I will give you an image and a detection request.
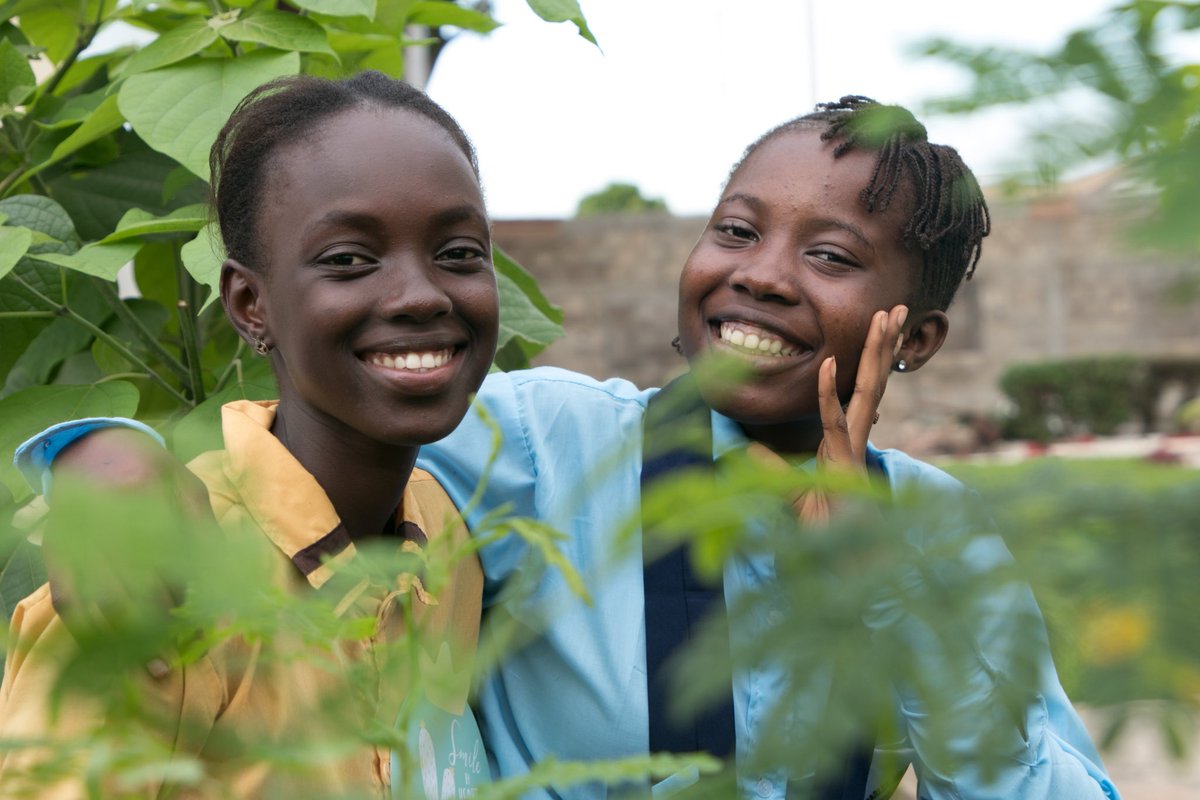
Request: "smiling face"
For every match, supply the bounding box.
[226,107,498,452]
[677,127,924,453]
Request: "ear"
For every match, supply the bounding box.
[220,259,270,350]
[894,309,948,373]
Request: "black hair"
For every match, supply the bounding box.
[731,95,991,312]
[210,70,480,268]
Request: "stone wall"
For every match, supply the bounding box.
[493,175,1200,453]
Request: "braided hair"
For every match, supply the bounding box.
[210,71,480,270]
[732,96,991,312]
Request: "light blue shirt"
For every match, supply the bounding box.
[15,366,1120,799]
[416,367,1120,800]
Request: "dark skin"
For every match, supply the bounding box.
[220,107,498,541]
[677,128,949,465]
[50,108,498,648]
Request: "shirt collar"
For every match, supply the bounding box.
[709,408,888,477]
[219,400,425,589]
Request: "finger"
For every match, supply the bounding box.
[817,356,855,468]
[843,310,889,449]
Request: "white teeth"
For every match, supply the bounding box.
[718,322,795,358]
[367,348,453,372]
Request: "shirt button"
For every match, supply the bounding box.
[755,777,774,798]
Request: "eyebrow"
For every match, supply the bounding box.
[718,192,874,251]
[310,205,488,234]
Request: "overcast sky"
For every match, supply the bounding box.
[426,0,1199,218]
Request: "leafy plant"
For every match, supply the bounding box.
[575,181,669,217]
[919,0,1200,253]
[999,357,1142,441]
[0,0,594,504]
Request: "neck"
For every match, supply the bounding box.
[271,403,418,541]
[739,416,824,458]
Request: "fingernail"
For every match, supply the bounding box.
[879,311,888,333]
[898,306,909,327]
[829,356,836,379]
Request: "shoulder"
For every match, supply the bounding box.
[480,366,654,410]
[868,444,966,496]
[404,467,458,517]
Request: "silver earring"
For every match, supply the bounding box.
[253,337,270,357]
[896,359,908,372]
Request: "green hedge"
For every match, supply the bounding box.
[1000,357,1142,441]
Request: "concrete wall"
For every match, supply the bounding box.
[493,176,1200,453]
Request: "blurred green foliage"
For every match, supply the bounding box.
[947,458,1200,759]
[1000,357,1141,440]
[575,182,669,217]
[920,0,1200,253]
[999,356,1200,440]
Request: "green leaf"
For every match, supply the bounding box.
[0,381,140,502]
[118,50,300,179]
[180,222,224,311]
[2,285,110,397]
[0,225,33,279]
[489,247,563,369]
[45,93,126,167]
[0,537,48,663]
[121,16,220,77]
[408,1,499,33]
[48,133,208,241]
[91,297,170,375]
[16,0,77,63]
[494,246,562,324]
[101,203,209,243]
[31,240,144,280]
[325,29,394,52]
[524,0,596,45]
[0,38,35,109]
[171,370,276,462]
[290,0,376,18]
[0,194,79,247]
[220,11,335,55]
[36,88,108,129]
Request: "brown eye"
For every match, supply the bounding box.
[714,222,758,241]
[323,253,369,266]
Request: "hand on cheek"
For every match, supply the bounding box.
[801,304,908,525]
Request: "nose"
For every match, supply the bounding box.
[378,258,453,322]
[728,249,801,304]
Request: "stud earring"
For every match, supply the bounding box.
[895,359,908,372]
[253,337,271,357]
[671,336,682,355]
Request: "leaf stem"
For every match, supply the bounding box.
[96,371,150,384]
[9,272,191,406]
[177,300,207,403]
[0,311,56,319]
[212,338,246,394]
[90,276,192,384]
[174,247,207,402]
